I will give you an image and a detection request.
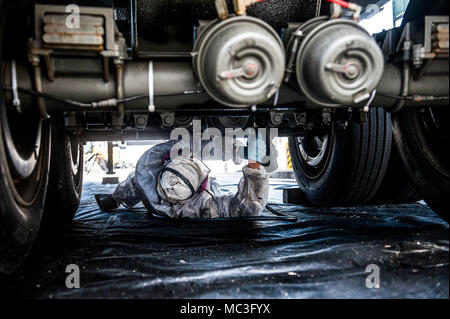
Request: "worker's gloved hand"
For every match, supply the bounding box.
[231,139,245,165]
[95,194,120,211]
[247,129,267,164]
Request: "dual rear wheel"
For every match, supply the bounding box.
[392,107,448,220]
[0,105,83,274]
[43,120,84,226]
[0,0,83,274]
[289,106,447,222]
[289,108,394,206]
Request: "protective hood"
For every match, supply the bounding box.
[157,156,210,204]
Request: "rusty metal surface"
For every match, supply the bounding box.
[35,5,124,54]
[433,22,449,52]
[42,13,105,50]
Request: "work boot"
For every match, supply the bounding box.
[95,194,120,211]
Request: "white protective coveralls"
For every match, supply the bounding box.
[112,140,270,219]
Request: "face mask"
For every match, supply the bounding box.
[157,156,210,203]
[159,170,194,203]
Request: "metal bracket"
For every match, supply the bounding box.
[160,113,175,128]
[27,41,50,120]
[133,114,148,131]
[215,0,229,20]
[362,90,376,112]
[284,30,304,83]
[321,108,332,123]
[114,58,124,122]
[233,0,260,16]
[412,16,449,68]
[293,112,307,126]
[28,40,55,81]
[270,112,283,126]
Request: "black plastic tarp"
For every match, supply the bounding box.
[1,180,448,299]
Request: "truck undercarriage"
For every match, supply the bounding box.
[0,0,448,274]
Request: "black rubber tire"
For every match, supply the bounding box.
[369,137,421,205]
[0,0,51,275]
[43,119,84,225]
[392,107,449,221]
[288,108,392,205]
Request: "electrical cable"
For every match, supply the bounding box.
[2,86,206,108]
[2,86,307,113]
[376,92,449,102]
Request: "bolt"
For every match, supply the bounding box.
[345,62,360,79]
[135,116,146,126]
[271,113,283,125]
[163,115,174,126]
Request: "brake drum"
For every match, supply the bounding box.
[193,16,285,108]
[295,19,384,107]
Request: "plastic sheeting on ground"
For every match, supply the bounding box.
[1,179,448,299]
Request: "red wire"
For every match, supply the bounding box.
[325,0,351,9]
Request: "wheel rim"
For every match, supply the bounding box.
[69,136,80,176]
[1,63,48,207]
[1,99,42,180]
[293,124,334,179]
[298,134,329,167]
